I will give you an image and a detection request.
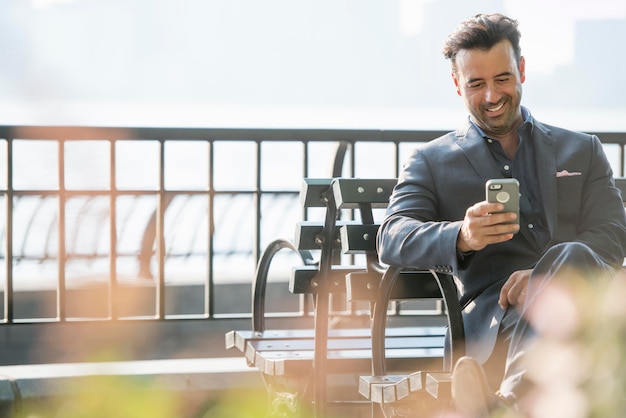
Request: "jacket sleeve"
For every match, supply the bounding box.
[570,135,626,268]
[377,148,465,275]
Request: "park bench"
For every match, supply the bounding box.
[225,177,465,417]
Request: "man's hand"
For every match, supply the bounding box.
[499,269,532,310]
[457,201,519,252]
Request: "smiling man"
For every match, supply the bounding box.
[377,13,626,417]
[451,37,524,161]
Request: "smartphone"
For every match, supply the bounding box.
[486,178,520,226]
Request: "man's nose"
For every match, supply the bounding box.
[484,84,502,103]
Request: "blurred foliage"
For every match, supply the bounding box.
[25,376,180,418]
[19,376,275,418]
[14,348,273,418]
[501,271,626,418]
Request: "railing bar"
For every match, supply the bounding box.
[394,140,401,178]
[57,140,66,321]
[301,140,310,316]
[0,125,448,142]
[254,141,261,263]
[6,310,313,324]
[303,139,310,180]
[206,140,214,318]
[1,125,622,145]
[109,139,118,319]
[303,139,310,223]
[156,139,166,319]
[4,138,14,323]
[349,140,356,178]
[8,189,275,196]
[619,144,626,177]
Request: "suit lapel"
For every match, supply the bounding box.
[454,122,502,182]
[533,124,558,236]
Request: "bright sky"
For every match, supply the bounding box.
[503,0,626,73]
[400,0,626,74]
[6,0,624,129]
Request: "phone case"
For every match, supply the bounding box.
[486,178,520,224]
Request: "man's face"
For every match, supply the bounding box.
[452,39,525,139]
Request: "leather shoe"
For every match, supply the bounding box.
[451,356,498,417]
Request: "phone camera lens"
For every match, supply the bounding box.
[496,191,510,203]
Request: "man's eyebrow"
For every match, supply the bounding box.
[466,71,514,84]
[466,77,484,85]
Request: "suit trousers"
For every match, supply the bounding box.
[483,241,617,399]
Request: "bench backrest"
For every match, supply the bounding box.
[329,178,464,374]
[296,178,455,302]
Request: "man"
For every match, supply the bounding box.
[377,13,626,416]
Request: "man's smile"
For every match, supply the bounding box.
[485,101,505,114]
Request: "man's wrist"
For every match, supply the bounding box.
[457,234,472,253]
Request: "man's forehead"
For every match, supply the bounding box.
[454,41,518,78]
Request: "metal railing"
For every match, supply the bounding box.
[0,125,625,324]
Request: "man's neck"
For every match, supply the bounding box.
[476,111,525,159]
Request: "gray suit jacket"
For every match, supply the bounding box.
[377,115,626,363]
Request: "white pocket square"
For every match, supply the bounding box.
[556,170,582,178]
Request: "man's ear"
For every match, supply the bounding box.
[452,72,462,96]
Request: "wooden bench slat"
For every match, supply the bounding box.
[290,265,366,294]
[227,326,446,349]
[347,270,444,301]
[247,335,444,352]
[300,178,333,208]
[254,347,443,360]
[359,371,424,403]
[254,349,444,377]
[295,221,339,250]
[332,178,397,208]
[296,220,369,250]
[425,372,452,400]
[340,224,379,253]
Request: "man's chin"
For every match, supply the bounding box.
[481,116,517,135]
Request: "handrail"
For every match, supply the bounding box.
[0,125,624,323]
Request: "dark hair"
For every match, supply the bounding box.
[442,13,522,70]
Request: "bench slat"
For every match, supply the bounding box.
[296,221,360,250]
[300,178,333,208]
[347,270,444,301]
[425,371,452,400]
[359,371,424,403]
[247,335,444,352]
[340,224,379,253]
[227,326,446,349]
[255,348,443,362]
[289,265,365,294]
[227,326,446,350]
[332,178,397,209]
[254,349,444,377]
